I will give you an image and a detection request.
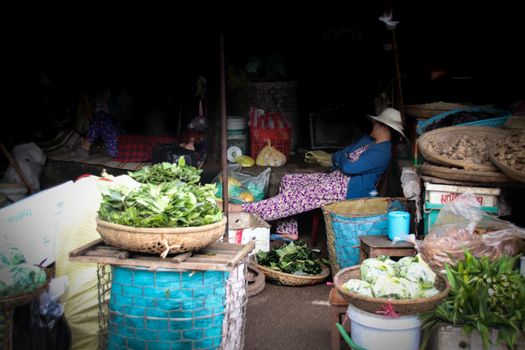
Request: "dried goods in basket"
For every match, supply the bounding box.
[333,265,449,315]
[489,132,525,183]
[256,263,330,286]
[96,216,226,257]
[417,126,511,172]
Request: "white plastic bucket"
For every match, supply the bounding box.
[347,304,422,350]
[227,116,249,154]
[0,183,28,202]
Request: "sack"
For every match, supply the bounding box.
[256,140,286,167]
[420,193,525,272]
[249,107,291,160]
[214,164,271,204]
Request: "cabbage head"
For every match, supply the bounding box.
[373,275,422,299]
[396,254,436,288]
[420,287,440,298]
[343,279,374,297]
[360,256,396,284]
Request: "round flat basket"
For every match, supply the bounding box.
[418,163,513,183]
[0,269,52,311]
[96,216,227,255]
[256,264,330,287]
[333,266,450,315]
[405,102,466,120]
[489,146,525,183]
[417,126,511,172]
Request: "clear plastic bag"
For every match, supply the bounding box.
[420,193,525,272]
[213,164,271,204]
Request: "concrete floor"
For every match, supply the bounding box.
[243,216,346,350]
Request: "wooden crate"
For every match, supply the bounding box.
[69,238,255,272]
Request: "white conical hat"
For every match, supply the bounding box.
[368,108,407,139]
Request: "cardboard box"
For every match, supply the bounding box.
[424,182,500,207]
[228,212,270,253]
[0,181,73,266]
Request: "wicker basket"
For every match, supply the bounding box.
[405,102,466,120]
[417,126,511,172]
[418,163,512,183]
[256,264,330,286]
[489,146,525,183]
[96,216,227,255]
[0,269,51,311]
[333,265,450,315]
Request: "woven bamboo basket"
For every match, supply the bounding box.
[417,126,511,171]
[256,264,330,286]
[489,145,525,183]
[333,265,450,315]
[405,102,466,119]
[418,163,512,183]
[96,216,227,255]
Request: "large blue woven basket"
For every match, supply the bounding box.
[108,266,229,350]
[416,107,511,135]
[322,197,406,275]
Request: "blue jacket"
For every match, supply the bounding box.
[331,135,392,199]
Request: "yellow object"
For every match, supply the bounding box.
[220,176,242,187]
[238,191,255,202]
[256,140,286,167]
[235,155,255,167]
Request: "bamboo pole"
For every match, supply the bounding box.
[219,26,229,241]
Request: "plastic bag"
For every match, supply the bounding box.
[2,142,46,191]
[214,164,271,204]
[420,193,525,272]
[304,150,332,167]
[255,140,286,167]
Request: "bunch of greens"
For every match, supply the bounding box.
[98,160,222,228]
[0,247,47,297]
[256,241,329,275]
[130,159,202,185]
[420,250,525,350]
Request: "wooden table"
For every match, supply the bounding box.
[359,235,416,262]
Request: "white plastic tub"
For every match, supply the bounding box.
[347,304,422,350]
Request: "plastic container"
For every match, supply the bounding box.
[227,116,249,155]
[424,182,500,207]
[347,304,422,350]
[388,211,410,241]
[423,202,499,235]
[0,183,28,202]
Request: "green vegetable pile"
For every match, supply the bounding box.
[420,250,525,349]
[98,159,222,228]
[256,241,329,275]
[0,247,47,297]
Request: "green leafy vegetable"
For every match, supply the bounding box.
[420,250,525,350]
[256,241,329,275]
[98,161,222,228]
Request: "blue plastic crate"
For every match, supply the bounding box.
[416,107,511,135]
[423,202,499,235]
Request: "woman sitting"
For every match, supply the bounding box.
[229,108,406,240]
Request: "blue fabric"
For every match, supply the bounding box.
[332,135,392,199]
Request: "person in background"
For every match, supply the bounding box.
[229,108,406,240]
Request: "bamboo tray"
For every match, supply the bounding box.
[333,265,449,315]
[405,102,466,120]
[256,264,330,287]
[418,163,513,183]
[489,146,525,183]
[417,126,511,172]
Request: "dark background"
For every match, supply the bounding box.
[3,1,524,149]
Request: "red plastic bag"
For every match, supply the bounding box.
[249,107,291,160]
